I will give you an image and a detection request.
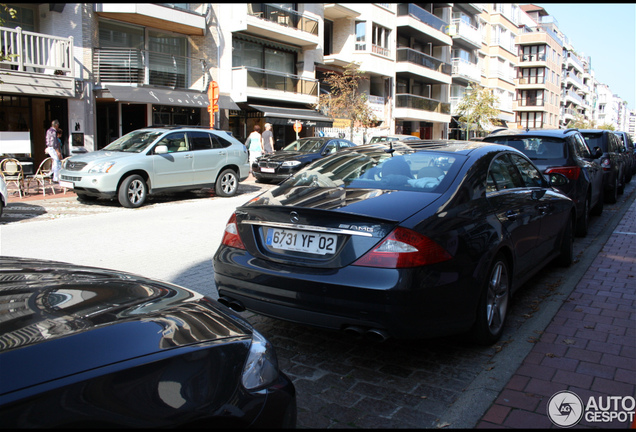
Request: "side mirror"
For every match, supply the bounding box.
[593,147,603,159]
[548,173,569,187]
[155,145,168,155]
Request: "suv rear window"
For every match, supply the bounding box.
[485,137,566,160]
[582,133,607,152]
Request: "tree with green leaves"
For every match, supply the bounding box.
[455,84,500,139]
[315,62,377,142]
[567,113,596,129]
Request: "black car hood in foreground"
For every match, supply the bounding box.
[0,257,250,396]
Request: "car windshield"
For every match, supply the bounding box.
[103,130,163,153]
[486,137,566,160]
[283,138,326,153]
[276,145,465,193]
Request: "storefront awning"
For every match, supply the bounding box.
[104,85,210,108]
[248,104,333,128]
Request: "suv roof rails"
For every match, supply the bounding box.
[490,128,509,134]
[563,128,579,134]
[149,124,221,130]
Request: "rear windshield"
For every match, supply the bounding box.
[485,137,566,160]
[582,133,606,151]
[277,146,466,194]
[283,138,326,153]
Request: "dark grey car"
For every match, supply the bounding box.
[580,129,627,204]
[614,131,635,179]
[483,128,603,237]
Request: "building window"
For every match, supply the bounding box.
[520,67,545,84]
[232,37,296,75]
[0,5,35,31]
[324,19,333,56]
[355,21,366,51]
[371,23,390,57]
[518,112,543,128]
[519,90,544,107]
[521,45,546,62]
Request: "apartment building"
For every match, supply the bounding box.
[514,4,562,129]
[477,4,518,132]
[448,3,483,139]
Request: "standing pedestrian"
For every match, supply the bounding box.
[45,119,62,182]
[262,123,274,154]
[246,124,263,170]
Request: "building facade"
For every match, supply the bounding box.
[1,2,632,168]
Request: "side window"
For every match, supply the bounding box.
[325,141,337,154]
[487,154,525,192]
[509,154,544,187]
[210,134,233,149]
[338,140,353,149]
[189,132,212,151]
[573,134,591,159]
[155,132,187,153]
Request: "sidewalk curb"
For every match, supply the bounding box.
[438,188,636,429]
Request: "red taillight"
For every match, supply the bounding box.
[545,166,581,180]
[353,227,452,268]
[221,213,246,250]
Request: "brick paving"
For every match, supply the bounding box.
[476,198,636,429]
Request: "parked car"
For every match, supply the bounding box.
[0,256,296,428]
[59,127,250,208]
[252,137,357,184]
[214,140,575,345]
[483,128,604,237]
[0,175,7,218]
[368,134,419,144]
[579,129,627,204]
[614,131,636,179]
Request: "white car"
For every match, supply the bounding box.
[60,127,250,208]
[0,175,7,218]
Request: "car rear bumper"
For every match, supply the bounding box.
[213,246,477,340]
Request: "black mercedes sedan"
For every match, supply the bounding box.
[252,137,357,183]
[214,141,575,345]
[0,257,296,428]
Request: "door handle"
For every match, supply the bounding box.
[506,210,519,221]
[536,204,549,214]
[184,154,193,159]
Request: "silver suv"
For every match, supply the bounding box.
[59,127,249,208]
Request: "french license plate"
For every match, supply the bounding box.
[59,180,74,189]
[266,228,337,255]
[261,167,275,173]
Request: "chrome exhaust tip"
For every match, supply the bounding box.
[218,296,246,312]
[365,328,389,342]
[343,326,365,338]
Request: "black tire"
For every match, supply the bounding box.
[605,177,618,204]
[470,254,510,345]
[591,188,603,216]
[575,197,589,237]
[556,215,574,267]
[118,174,147,208]
[215,169,239,197]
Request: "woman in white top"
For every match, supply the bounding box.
[246,125,263,170]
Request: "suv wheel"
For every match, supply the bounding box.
[118,174,147,208]
[605,177,618,204]
[215,169,238,197]
[575,197,589,237]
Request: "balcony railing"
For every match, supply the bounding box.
[517,99,545,107]
[93,47,207,90]
[449,18,481,46]
[0,26,73,76]
[371,44,391,58]
[237,66,318,97]
[451,58,481,82]
[397,48,451,75]
[248,3,319,36]
[396,94,450,115]
[518,76,545,85]
[397,4,447,33]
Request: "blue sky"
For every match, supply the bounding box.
[534,3,636,109]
